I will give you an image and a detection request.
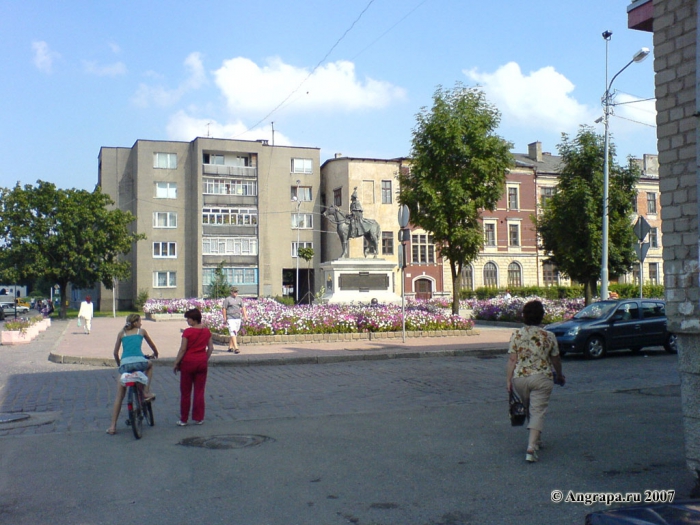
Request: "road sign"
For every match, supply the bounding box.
[633,216,651,241]
[398,205,410,228]
[635,242,650,262]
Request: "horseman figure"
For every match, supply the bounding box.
[322,188,381,259]
[348,187,369,238]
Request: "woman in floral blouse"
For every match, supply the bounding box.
[506,300,565,463]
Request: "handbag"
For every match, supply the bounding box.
[509,390,527,426]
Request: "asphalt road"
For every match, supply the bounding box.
[0,325,693,525]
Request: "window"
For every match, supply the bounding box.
[155,182,177,199]
[541,187,555,208]
[484,223,496,247]
[153,242,176,258]
[203,267,258,286]
[381,231,394,255]
[291,213,313,229]
[507,187,519,210]
[483,262,498,287]
[381,180,392,204]
[648,263,659,285]
[649,227,659,248]
[333,188,342,207]
[632,191,638,213]
[203,178,257,196]
[642,300,663,318]
[203,153,224,165]
[153,152,177,169]
[292,242,313,257]
[411,234,435,264]
[291,158,312,174]
[202,237,258,256]
[543,263,558,287]
[153,271,176,288]
[632,263,640,285]
[461,265,473,291]
[202,207,258,225]
[153,212,177,228]
[509,224,520,247]
[647,192,657,214]
[508,262,522,287]
[291,186,312,201]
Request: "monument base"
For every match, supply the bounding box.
[321,259,400,304]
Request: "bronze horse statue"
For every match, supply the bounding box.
[323,205,381,258]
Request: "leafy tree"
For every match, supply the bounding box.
[536,127,639,305]
[0,181,144,318]
[399,83,514,314]
[208,262,230,299]
[297,246,314,304]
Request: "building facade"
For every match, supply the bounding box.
[98,137,320,310]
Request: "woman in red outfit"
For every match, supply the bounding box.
[173,308,214,426]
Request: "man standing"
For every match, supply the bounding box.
[222,287,248,353]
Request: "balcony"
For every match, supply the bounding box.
[203,164,257,178]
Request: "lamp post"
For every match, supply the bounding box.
[294,179,301,303]
[600,30,649,300]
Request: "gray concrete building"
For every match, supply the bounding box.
[98,137,320,309]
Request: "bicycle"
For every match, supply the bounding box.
[121,357,155,439]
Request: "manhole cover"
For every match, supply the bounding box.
[179,434,274,449]
[0,413,30,424]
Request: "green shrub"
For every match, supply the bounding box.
[134,289,149,311]
[274,295,295,306]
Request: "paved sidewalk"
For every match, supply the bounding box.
[47,316,513,366]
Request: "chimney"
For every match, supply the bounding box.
[528,141,543,162]
[334,153,343,159]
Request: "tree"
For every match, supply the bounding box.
[399,84,514,314]
[536,127,639,305]
[208,262,230,299]
[297,246,314,304]
[0,181,144,318]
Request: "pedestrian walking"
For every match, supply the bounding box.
[173,308,213,426]
[78,295,94,334]
[221,286,248,353]
[505,300,565,462]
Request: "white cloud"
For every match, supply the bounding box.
[132,52,207,107]
[614,93,657,127]
[166,110,292,145]
[83,60,127,77]
[108,42,121,54]
[213,56,406,114]
[464,62,596,132]
[32,41,60,74]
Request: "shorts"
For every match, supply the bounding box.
[119,360,149,374]
[227,318,242,336]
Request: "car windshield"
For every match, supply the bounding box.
[573,302,617,320]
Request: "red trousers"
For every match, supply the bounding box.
[179,359,208,423]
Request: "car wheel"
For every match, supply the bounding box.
[584,336,606,359]
[664,333,678,354]
[630,347,642,355]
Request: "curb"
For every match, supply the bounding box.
[48,345,509,368]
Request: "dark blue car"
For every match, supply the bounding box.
[545,299,677,359]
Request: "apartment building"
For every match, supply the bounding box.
[98,137,320,310]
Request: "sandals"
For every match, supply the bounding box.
[106,428,116,435]
[526,448,538,463]
[144,393,156,402]
[176,420,187,426]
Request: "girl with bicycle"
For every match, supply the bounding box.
[107,314,159,435]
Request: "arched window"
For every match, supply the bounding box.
[483,262,498,287]
[461,265,473,291]
[508,262,522,288]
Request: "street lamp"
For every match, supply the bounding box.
[600,30,649,300]
[293,179,301,303]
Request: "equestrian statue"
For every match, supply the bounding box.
[323,188,381,258]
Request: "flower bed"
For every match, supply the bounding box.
[1,315,49,345]
[145,298,474,336]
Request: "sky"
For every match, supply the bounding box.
[0,1,655,191]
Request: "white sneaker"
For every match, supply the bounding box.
[526,449,538,463]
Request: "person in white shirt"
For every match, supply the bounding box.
[78,295,94,335]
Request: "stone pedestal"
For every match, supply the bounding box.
[321,259,400,304]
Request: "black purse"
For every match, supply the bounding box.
[509,390,527,426]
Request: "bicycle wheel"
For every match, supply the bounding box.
[128,386,143,439]
[144,399,155,427]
